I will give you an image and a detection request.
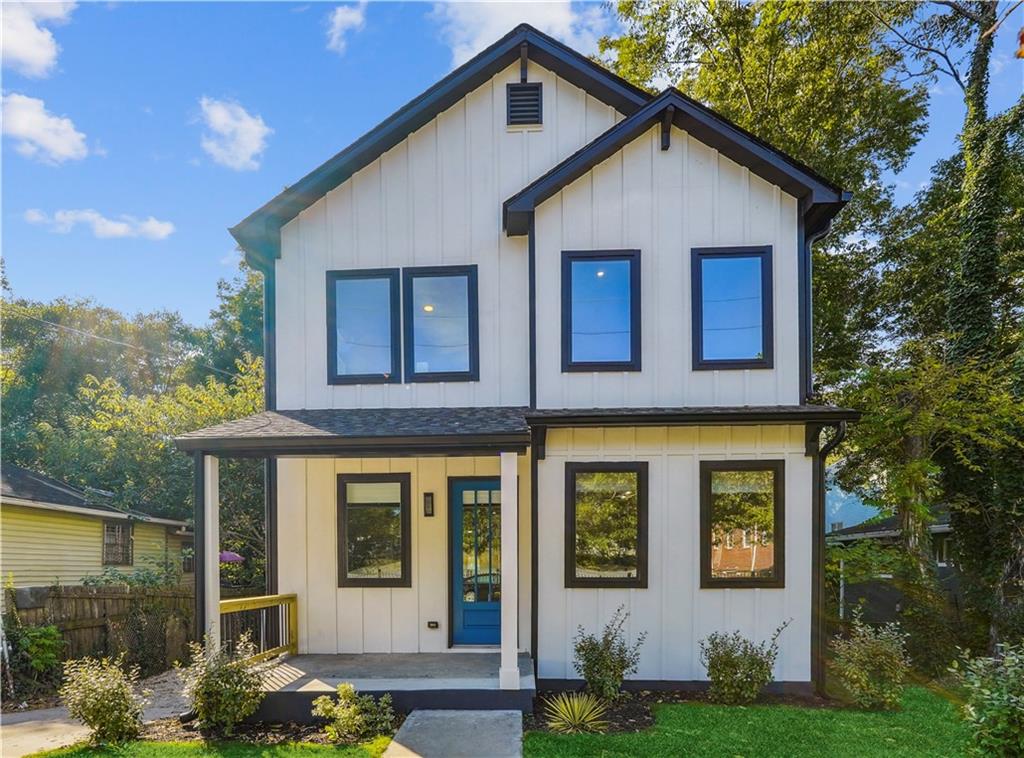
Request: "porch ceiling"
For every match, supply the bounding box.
[174,404,858,457]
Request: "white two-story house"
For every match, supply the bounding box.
[178,24,856,715]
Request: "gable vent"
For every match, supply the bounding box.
[507,82,543,126]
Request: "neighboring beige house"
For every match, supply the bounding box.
[0,463,193,588]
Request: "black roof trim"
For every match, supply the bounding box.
[230,24,651,271]
[526,405,860,427]
[504,88,850,237]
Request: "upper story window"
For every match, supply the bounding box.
[562,250,641,372]
[691,246,773,370]
[403,266,479,382]
[700,460,785,588]
[327,269,401,385]
[103,521,133,566]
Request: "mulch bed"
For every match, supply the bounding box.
[142,713,405,745]
[525,689,837,734]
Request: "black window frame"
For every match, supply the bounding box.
[402,265,480,383]
[326,268,402,385]
[337,473,412,588]
[564,461,649,589]
[691,246,774,370]
[699,459,785,589]
[181,540,195,574]
[561,250,642,372]
[102,520,133,566]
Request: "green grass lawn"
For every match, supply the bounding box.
[35,736,391,758]
[524,686,969,758]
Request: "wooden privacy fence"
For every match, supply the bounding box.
[220,593,297,662]
[7,585,195,669]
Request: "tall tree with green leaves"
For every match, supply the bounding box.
[600,0,929,388]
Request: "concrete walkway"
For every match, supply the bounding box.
[383,710,522,758]
[0,669,187,758]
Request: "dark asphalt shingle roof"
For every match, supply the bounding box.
[829,504,950,538]
[176,404,858,453]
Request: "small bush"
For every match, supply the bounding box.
[699,620,790,704]
[177,633,264,735]
[951,643,1024,756]
[573,606,647,701]
[59,655,144,744]
[543,691,608,734]
[311,683,395,743]
[831,609,909,710]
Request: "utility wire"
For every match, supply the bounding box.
[2,301,243,380]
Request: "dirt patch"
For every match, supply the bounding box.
[1,693,62,713]
[142,713,405,746]
[526,689,839,734]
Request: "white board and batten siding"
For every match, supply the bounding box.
[276,455,531,655]
[536,425,812,683]
[274,61,624,411]
[534,124,801,409]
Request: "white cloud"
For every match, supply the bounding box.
[2,93,88,164]
[25,208,175,240]
[197,96,272,171]
[326,2,367,55]
[2,2,76,78]
[431,1,613,68]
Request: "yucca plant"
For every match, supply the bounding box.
[543,691,609,734]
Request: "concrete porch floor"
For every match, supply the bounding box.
[255,652,536,720]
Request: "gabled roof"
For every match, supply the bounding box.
[503,88,850,237]
[1,463,188,527]
[230,24,651,271]
[828,505,951,542]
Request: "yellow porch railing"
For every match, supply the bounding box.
[219,593,298,662]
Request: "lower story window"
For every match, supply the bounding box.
[103,521,133,566]
[337,474,411,587]
[565,462,648,588]
[700,460,785,588]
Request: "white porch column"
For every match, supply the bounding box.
[499,451,520,690]
[203,455,221,648]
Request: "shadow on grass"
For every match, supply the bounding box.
[36,735,391,758]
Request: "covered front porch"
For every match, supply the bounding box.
[175,407,536,714]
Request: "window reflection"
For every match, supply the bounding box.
[345,482,403,580]
[700,255,763,361]
[411,274,470,374]
[573,471,639,580]
[335,276,395,377]
[461,489,500,602]
[709,469,776,579]
[570,258,633,364]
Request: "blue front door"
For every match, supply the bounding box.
[451,478,501,645]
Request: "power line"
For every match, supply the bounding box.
[2,301,243,380]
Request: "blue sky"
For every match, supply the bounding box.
[3,1,1022,326]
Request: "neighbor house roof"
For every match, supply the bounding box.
[828,505,951,542]
[503,88,850,237]
[1,463,189,528]
[230,23,651,270]
[175,405,858,456]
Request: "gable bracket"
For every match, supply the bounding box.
[661,105,675,150]
[520,42,529,82]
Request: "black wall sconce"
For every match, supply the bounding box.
[423,492,434,517]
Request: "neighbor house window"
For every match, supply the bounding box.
[327,269,401,384]
[181,541,194,574]
[691,246,773,369]
[338,474,411,587]
[103,521,133,566]
[562,250,641,372]
[565,462,648,588]
[403,266,479,382]
[700,460,784,588]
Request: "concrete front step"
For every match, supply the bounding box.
[383,709,522,758]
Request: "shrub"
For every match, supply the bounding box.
[951,643,1024,756]
[59,655,144,744]
[699,620,790,704]
[311,683,395,743]
[177,633,264,735]
[573,606,647,701]
[831,609,909,710]
[543,691,609,734]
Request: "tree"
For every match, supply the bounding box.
[195,263,263,380]
[600,0,929,387]
[883,0,1024,641]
